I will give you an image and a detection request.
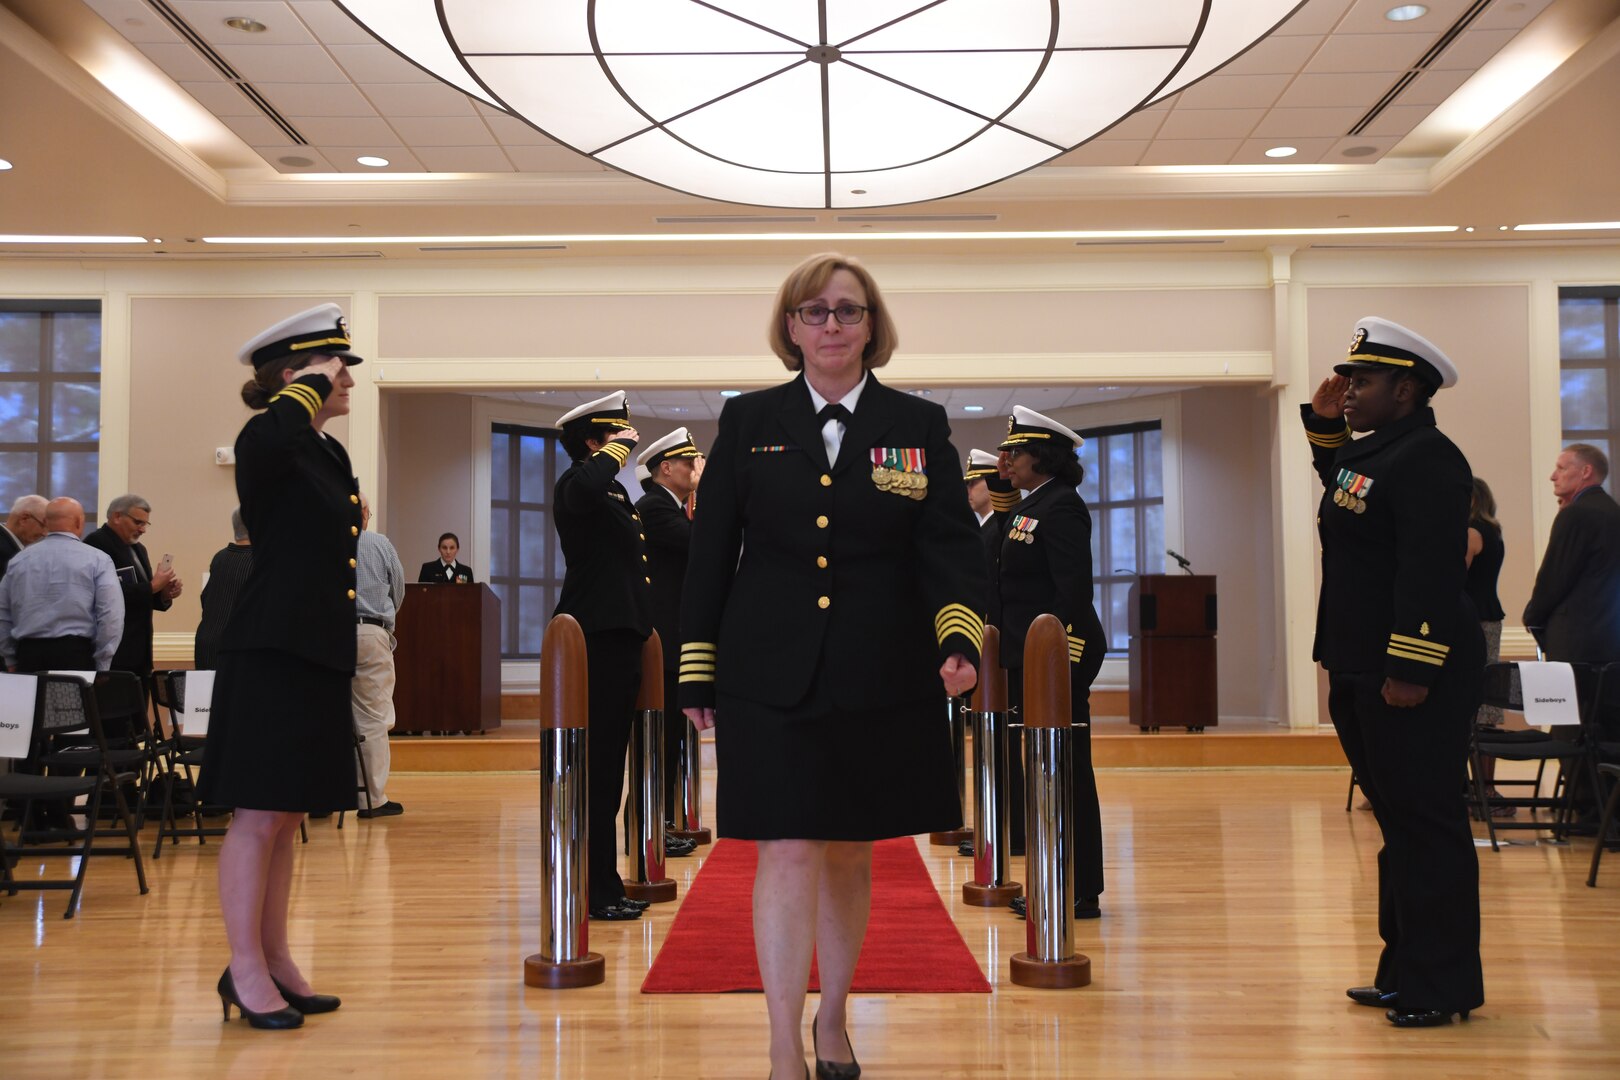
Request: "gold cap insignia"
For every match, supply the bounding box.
[1419,621,1430,636]
[1349,327,1368,354]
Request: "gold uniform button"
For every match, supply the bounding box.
[820,474,832,487]
[816,515,828,529]
[350,526,359,536]
[347,589,356,600]
[816,556,828,569]
[818,596,830,609]
[632,514,641,521]
[645,576,652,584]
[349,494,359,504]
[642,555,648,562]
[349,558,357,568]
[639,533,646,540]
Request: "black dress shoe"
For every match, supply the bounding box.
[618,897,651,912]
[588,901,643,921]
[956,840,974,857]
[665,835,697,857]
[356,801,404,819]
[1346,986,1399,1008]
[813,1013,861,1080]
[1076,896,1101,920]
[1009,896,1026,918]
[217,969,303,1030]
[1386,1007,1469,1027]
[271,977,341,1014]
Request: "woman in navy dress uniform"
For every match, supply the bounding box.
[198,303,362,1029]
[680,253,985,1080]
[1302,316,1484,1028]
[994,408,1107,919]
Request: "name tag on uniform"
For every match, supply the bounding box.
[749,445,799,453]
[607,491,627,502]
[1009,514,1039,544]
[871,447,927,501]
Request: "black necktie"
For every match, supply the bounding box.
[816,403,851,426]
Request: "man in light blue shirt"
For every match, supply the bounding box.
[0,497,125,672]
[351,493,407,819]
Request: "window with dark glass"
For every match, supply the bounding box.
[1075,420,1165,653]
[1559,286,1620,486]
[0,301,101,524]
[489,423,569,659]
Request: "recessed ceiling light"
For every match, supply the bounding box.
[1498,225,1509,231]
[962,405,985,413]
[355,156,390,168]
[1340,145,1379,158]
[719,389,741,398]
[1384,5,1428,21]
[1264,146,1297,158]
[224,17,268,33]
[0,158,12,170]
[1514,221,1620,232]
[278,155,315,168]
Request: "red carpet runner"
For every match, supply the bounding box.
[641,837,991,993]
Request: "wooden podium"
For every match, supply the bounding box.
[394,582,502,734]
[1128,574,1217,732]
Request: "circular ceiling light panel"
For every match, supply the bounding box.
[337,1,1306,208]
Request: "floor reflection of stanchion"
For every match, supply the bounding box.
[525,614,604,988]
[1010,614,1090,989]
[668,692,711,845]
[930,694,974,846]
[964,625,1022,907]
[625,631,677,903]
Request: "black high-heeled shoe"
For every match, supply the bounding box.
[271,976,341,1014]
[218,969,303,1029]
[812,1014,861,1080]
[1386,1007,1470,1028]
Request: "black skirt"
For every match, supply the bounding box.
[714,680,960,841]
[196,649,358,814]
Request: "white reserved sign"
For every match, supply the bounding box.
[184,671,216,737]
[0,673,39,760]
[1516,661,1581,729]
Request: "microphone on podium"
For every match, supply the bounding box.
[1167,549,1193,574]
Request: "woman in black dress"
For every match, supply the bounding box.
[1464,477,1510,808]
[996,408,1107,918]
[680,253,985,1080]
[198,304,363,1029]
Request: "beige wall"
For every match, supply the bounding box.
[381,392,473,570]
[126,296,350,640]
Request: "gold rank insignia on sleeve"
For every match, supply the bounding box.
[934,603,984,652]
[1388,633,1448,667]
[1306,424,1351,449]
[598,440,632,466]
[270,382,322,420]
[678,642,717,684]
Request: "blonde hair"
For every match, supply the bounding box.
[766,252,898,370]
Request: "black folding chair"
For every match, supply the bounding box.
[336,730,374,829]
[0,673,150,918]
[1587,762,1620,887]
[1471,661,1610,852]
[149,671,228,858]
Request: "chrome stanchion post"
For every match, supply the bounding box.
[1010,614,1090,989]
[963,625,1022,907]
[930,694,974,846]
[525,615,604,989]
[669,709,711,844]
[624,632,677,903]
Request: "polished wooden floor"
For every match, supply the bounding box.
[2,766,1617,1078]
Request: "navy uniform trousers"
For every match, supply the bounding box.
[585,629,643,908]
[1328,657,1484,1014]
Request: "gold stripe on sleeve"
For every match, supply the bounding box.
[1389,633,1448,656]
[1387,646,1445,667]
[270,385,319,420]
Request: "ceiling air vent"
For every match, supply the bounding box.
[1347,0,1495,137]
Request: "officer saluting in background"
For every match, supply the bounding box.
[958,449,1017,858]
[552,391,653,921]
[635,427,703,858]
[1302,317,1485,1029]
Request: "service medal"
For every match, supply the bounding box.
[1334,489,1347,506]
[1353,499,1367,514]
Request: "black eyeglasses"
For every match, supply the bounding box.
[793,303,870,326]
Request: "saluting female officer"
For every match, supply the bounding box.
[995,408,1107,920]
[199,303,363,1029]
[680,252,985,1080]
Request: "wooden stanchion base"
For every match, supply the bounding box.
[962,881,1022,906]
[624,878,678,902]
[669,827,712,844]
[929,828,973,845]
[524,952,605,989]
[1009,952,1091,989]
